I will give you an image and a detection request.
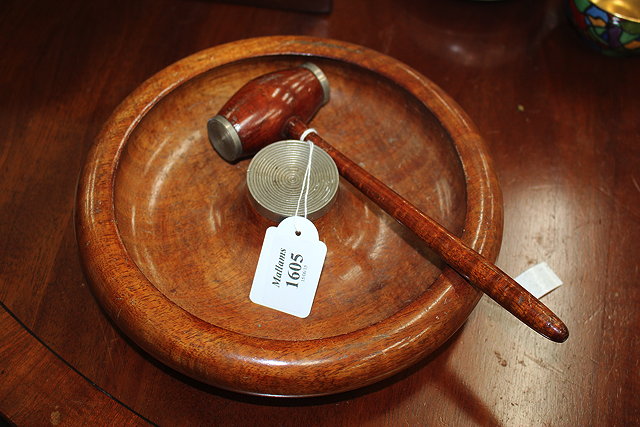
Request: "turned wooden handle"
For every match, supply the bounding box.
[208,63,568,343]
[288,117,569,343]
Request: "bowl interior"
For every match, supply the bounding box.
[113,58,467,341]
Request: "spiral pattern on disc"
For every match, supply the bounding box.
[247,140,339,222]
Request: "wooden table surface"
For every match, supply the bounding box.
[1,0,638,425]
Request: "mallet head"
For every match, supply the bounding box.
[208,63,330,162]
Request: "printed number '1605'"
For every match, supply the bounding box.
[286,253,303,287]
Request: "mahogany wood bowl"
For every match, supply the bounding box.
[76,36,503,397]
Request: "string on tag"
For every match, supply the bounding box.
[294,128,317,234]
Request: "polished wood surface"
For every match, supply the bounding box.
[214,64,327,158]
[77,38,502,396]
[1,0,638,424]
[212,61,565,342]
[289,117,566,342]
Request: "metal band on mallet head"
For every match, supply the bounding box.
[247,140,339,222]
[207,62,330,162]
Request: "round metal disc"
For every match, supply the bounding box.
[247,140,339,222]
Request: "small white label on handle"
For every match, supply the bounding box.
[250,216,327,318]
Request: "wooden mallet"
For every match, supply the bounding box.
[207,63,569,343]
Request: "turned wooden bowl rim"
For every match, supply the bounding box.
[76,35,503,397]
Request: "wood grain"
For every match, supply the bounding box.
[213,64,327,158]
[1,0,638,424]
[0,306,147,425]
[210,62,565,341]
[77,37,503,396]
[288,118,567,342]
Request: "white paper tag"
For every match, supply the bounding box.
[250,216,327,318]
[515,262,563,299]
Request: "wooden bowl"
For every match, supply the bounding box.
[76,36,503,397]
